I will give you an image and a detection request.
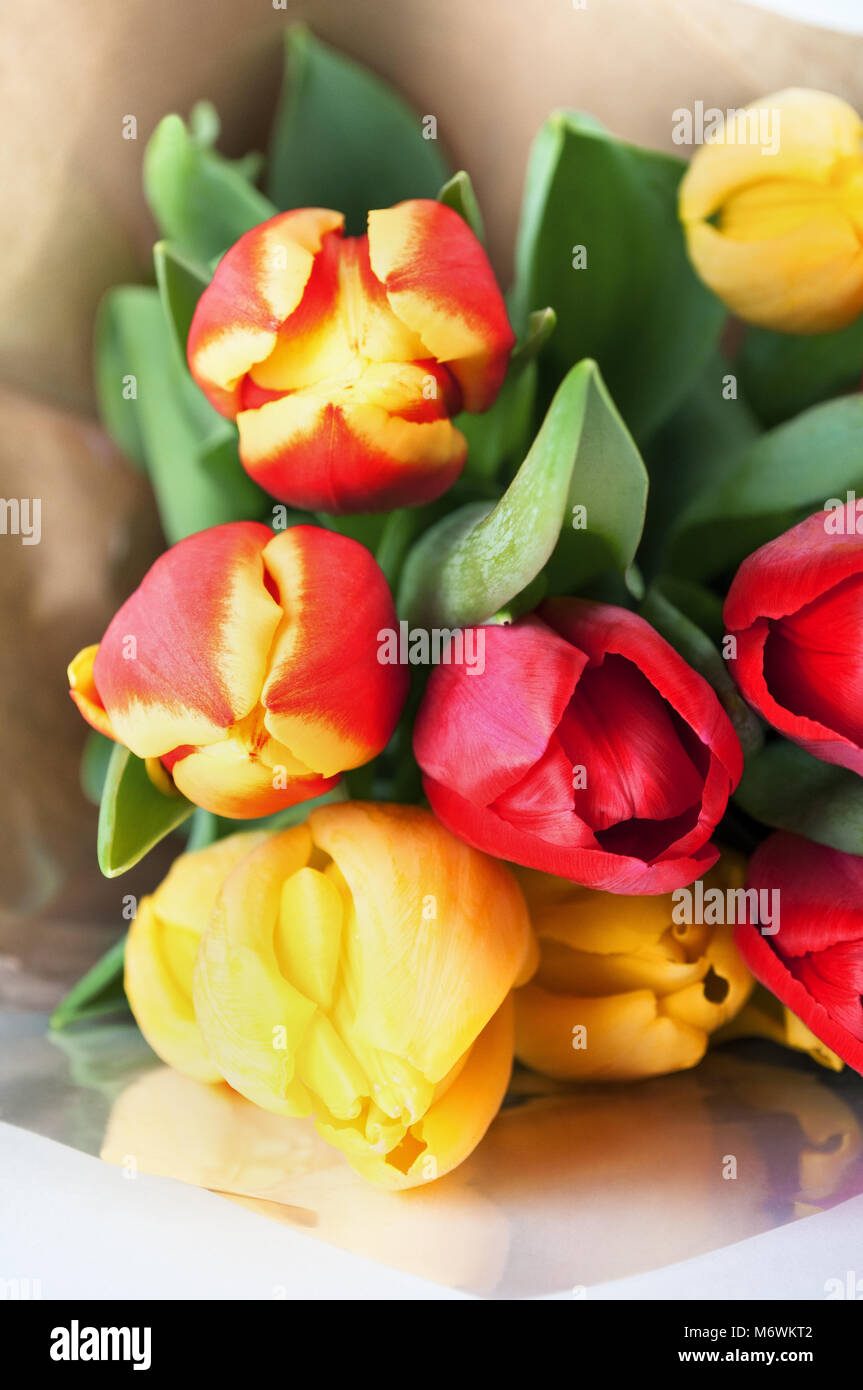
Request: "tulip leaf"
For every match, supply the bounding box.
[510,307,558,370]
[94,286,270,541]
[267,26,449,234]
[457,359,540,486]
[153,240,211,363]
[399,358,648,628]
[735,740,863,858]
[80,730,115,806]
[667,394,863,581]
[512,111,725,444]
[49,937,130,1032]
[98,744,193,878]
[145,105,276,264]
[640,577,763,758]
[737,316,863,428]
[640,353,761,576]
[438,170,485,241]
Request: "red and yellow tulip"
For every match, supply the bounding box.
[68,522,407,818]
[187,201,515,513]
[123,803,535,1188]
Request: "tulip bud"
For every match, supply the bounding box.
[679,89,863,333]
[126,803,532,1188]
[68,522,407,818]
[125,831,267,1082]
[513,854,753,1081]
[724,510,863,776]
[414,602,743,894]
[187,202,515,513]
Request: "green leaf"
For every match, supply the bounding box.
[98,744,193,878]
[94,286,270,540]
[80,731,116,806]
[640,354,761,576]
[153,240,211,363]
[737,316,863,428]
[640,578,763,758]
[457,358,540,486]
[398,359,648,628]
[267,26,449,233]
[735,740,863,857]
[667,394,863,581]
[510,307,558,371]
[438,170,484,241]
[512,111,725,443]
[145,105,275,263]
[49,937,130,1031]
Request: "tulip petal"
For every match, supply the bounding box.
[423,775,719,894]
[368,199,515,411]
[414,618,583,806]
[735,832,863,1074]
[68,644,117,741]
[260,526,407,776]
[125,897,222,1084]
[308,801,531,1081]
[515,984,707,1081]
[92,522,281,759]
[335,999,515,1191]
[188,209,345,415]
[169,737,338,819]
[237,372,466,512]
[193,825,321,1116]
[679,89,863,223]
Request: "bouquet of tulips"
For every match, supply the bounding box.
[57,30,863,1190]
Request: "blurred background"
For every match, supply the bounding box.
[2,0,863,1009]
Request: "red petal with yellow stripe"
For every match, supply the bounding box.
[91,522,280,760]
[261,525,408,777]
[368,199,515,412]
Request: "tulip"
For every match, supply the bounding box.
[714,985,843,1072]
[68,522,407,818]
[413,601,743,894]
[679,88,863,333]
[512,853,753,1081]
[187,202,514,513]
[125,831,267,1082]
[192,803,534,1188]
[724,510,863,775]
[734,831,863,1075]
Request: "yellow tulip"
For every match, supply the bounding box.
[186,802,532,1189]
[513,854,753,1082]
[125,831,269,1083]
[713,985,843,1073]
[679,89,863,332]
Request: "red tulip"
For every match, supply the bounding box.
[735,831,863,1074]
[68,522,407,818]
[724,510,863,775]
[187,202,514,513]
[413,600,743,893]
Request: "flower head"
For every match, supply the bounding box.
[188,202,514,512]
[68,522,407,817]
